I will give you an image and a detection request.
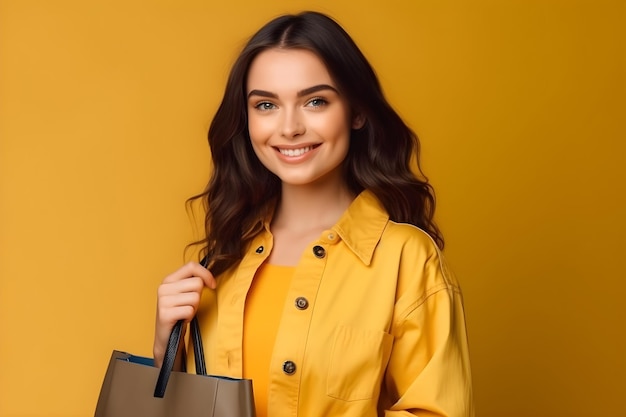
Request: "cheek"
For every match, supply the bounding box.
[247,117,271,163]
[247,114,260,143]
[321,110,352,142]
[247,114,273,146]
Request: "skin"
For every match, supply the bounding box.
[247,48,364,265]
[153,47,363,367]
[246,48,357,189]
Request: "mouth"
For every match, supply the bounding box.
[276,144,319,157]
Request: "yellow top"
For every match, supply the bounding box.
[242,263,294,417]
[190,190,473,416]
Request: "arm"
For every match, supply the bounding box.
[382,251,473,416]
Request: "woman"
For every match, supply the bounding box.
[154,11,473,417]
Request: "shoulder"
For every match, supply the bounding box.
[380,220,460,300]
[384,220,439,250]
[381,221,443,271]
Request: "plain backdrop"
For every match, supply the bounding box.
[0,1,624,416]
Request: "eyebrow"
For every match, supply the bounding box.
[247,84,339,99]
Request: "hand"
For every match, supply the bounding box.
[153,262,216,367]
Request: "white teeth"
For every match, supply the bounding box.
[279,146,312,157]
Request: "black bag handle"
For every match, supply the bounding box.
[192,255,209,375]
[153,317,207,398]
[191,316,207,375]
[153,257,210,398]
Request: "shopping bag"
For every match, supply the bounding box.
[94,317,255,417]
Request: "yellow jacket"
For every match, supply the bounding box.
[189,190,474,417]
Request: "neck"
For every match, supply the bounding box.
[273,179,355,234]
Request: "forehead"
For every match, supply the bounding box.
[246,48,335,94]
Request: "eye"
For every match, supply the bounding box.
[254,101,277,111]
[306,97,328,108]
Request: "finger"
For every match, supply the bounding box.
[204,269,217,289]
[158,292,201,311]
[157,305,196,325]
[162,262,208,283]
[158,277,205,298]
[163,262,215,288]
[192,262,217,289]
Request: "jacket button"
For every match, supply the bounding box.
[255,246,264,254]
[282,360,296,375]
[295,297,309,310]
[312,245,326,258]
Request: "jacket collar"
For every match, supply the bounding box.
[332,190,389,266]
[260,190,389,266]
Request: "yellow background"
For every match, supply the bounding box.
[1,1,624,416]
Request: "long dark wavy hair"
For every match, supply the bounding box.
[189,11,443,276]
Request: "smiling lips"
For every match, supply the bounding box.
[277,145,318,157]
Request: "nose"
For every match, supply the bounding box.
[280,108,305,138]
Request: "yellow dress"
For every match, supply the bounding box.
[242,263,294,417]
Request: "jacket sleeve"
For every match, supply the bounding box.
[381,248,474,417]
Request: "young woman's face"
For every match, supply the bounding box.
[246,48,360,188]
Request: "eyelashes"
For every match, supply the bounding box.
[306,97,328,108]
[251,97,329,112]
[254,102,277,111]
